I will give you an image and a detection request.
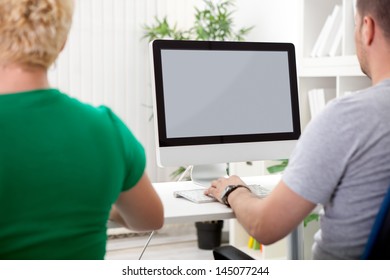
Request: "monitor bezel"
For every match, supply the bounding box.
[151,39,301,149]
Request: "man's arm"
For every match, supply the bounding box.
[205,175,315,245]
[110,173,164,231]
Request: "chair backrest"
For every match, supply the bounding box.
[361,187,390,259]
[213,245,254,260]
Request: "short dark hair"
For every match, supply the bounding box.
[357,0,390,40]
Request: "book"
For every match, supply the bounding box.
[316,5,342,57]
[343,0,356,55]
[248,236,254,248]
[308,89,317,119]
[310,15,332,57]
[308,88,336,118]
[328,23,343,56]
[248,236,262,251]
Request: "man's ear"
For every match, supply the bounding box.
[362,16,375,46]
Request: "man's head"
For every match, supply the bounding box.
[356,0,390,40]
[0,0,74,70]
[355,0,390,80]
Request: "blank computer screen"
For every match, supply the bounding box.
[160,49,294,139]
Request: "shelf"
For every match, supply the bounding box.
[299,55,364,77]
[301,0,356,58]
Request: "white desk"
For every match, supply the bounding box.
[153,174,304,260]
[153,180,233,223]
[154,174,281,224]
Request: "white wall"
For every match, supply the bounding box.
[49,0,300,182]
[235,0,299,45]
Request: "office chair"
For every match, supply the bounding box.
[213,245,254,260]
[361,187,390,259]
[214,187,390,260]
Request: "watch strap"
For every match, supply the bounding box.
[221,184,249,207]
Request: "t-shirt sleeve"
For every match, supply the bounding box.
[100,106,146,192]
[282,98,361,205]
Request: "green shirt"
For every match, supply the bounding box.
[0,89,146,259]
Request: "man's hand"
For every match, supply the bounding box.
[205,175,248,203]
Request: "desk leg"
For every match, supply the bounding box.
[287,223,304,260]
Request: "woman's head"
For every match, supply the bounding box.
[0,0,74,69]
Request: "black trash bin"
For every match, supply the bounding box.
[195,220,224,250]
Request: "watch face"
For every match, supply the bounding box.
[221,185,236,205]
[225,185,233,193]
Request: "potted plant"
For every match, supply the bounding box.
[143,0,253,250]
[143,0,253,42]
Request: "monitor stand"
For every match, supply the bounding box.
[190,163,228,187]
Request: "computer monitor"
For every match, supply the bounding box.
[150,40,301,185]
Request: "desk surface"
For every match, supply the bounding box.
[153,175,281,224]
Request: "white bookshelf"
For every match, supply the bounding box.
[298,0,371,129]
[229,219,288,260]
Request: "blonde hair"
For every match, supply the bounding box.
[0,0,74,69]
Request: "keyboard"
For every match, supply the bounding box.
[173,189,217,203]
[173,184,270,204]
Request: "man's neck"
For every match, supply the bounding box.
[371,67,390,86]
[0,64,50,95]
[368,37,390,85]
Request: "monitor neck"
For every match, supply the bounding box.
[191,163,228,187]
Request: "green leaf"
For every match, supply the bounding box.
[266,159,289,174]
[142,16,182,42]
[267,165,286,174]
[169,166,188,180]
[143,0,253,42]
[304,213,319,227]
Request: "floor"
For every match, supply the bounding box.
[105,222,219,260]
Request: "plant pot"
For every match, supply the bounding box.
[195,220,224,250]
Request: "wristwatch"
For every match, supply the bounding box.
[220,184,249,207]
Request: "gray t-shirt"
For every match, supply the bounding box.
[283,79,390,259]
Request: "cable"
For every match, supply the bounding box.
[138,230,155,260]
[137,165,193,260]
[178,165,193,182]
